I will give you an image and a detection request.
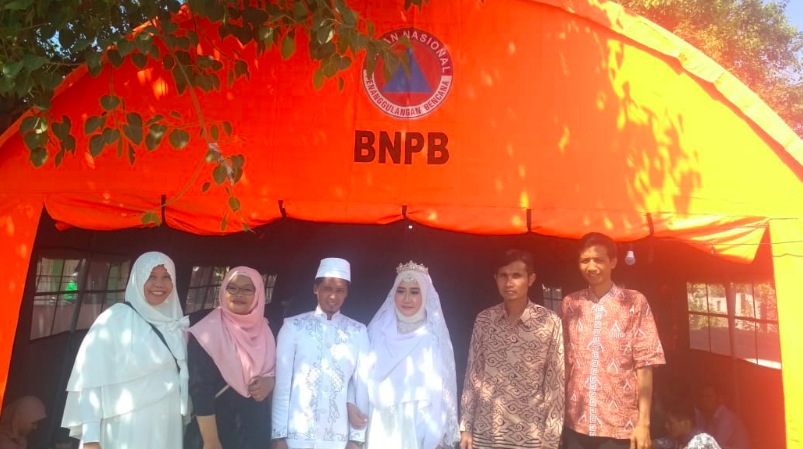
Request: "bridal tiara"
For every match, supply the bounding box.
[396,260,429,275]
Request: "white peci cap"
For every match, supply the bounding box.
[315,257,351,282]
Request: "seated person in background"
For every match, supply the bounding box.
[0,396,47,449]
[698,385,751,449]
[665,400,721,449]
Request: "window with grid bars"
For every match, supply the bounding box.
[541,284,563,314]
[686,282,780,368]
[31,256,131,340]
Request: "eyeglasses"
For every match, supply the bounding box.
[225,286,256,296]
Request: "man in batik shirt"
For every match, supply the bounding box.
[460,249,564,449]
[562,232,665,449]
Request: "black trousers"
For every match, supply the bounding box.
[563,427,631,449]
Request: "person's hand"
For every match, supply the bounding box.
[630,423,652,449]
[249,376,275,402]
[347,402,368,429]
[345,441,363,449]
[459,431,474,449]
[83,444,101,449]
[272,439,289,449]
[202,439,223,449]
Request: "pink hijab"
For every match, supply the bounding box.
[0,396,46,449]
[188,266,276,397]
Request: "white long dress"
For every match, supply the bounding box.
[364,268,459,449]
[61,252,189,449]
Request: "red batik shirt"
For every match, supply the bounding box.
[561,284,665,439]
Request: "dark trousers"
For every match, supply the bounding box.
[563,427,631,449]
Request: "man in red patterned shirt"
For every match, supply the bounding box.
[561,233,665,449]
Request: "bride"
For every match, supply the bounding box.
[363,261,459,449]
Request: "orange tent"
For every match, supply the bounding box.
[0,0,802,445]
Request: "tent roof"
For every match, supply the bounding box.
[0,0,801,263]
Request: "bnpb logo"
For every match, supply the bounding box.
[362,28,454,119]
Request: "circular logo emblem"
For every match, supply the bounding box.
[362,28,453,119]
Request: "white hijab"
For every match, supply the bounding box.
[366,265,459,446]
[62,252,190,437]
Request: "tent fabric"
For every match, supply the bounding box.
[770,218,803,449]
[0,0,802,444]
[0,196,42,406]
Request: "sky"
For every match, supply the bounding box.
[785,1,803,31]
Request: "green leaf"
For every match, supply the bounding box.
[220,212,228,231]
[170,110,182,119]
[210,125,220,140]
[117,138,123,157]
[127,144,136,164]
[342,7,358,27]
[23,132,41,150]
[123,121,143,145]
[227,70,235,88]
[102,128,121,145]
[148,45,160,60]
[281,32,296,60]
[231,154,245,168]
[367,21,375,37]
[20,116,38,133]
[313,68,325,90]
[222,121,232,136]
[163,54,175,70]
[100,95,120,111]
[337,56,352,70]
[142,211,160,226]
[161,19,179,34]
[201,182,211,193]
[168,129,190,149]
[234,60,249,80]
[131,52,148,69]
[107,49,124,67]
[54,149,64,167]
[84,116,105,134]
[338,76,345,92]
[117,39,134,57]
[51,116,71,140]
[187,31,199,48]
[316,25,334,45]
[145,124,168,151]
[31,93,51,112]
[89,134,105,157]
[86,52,103,77]
[63,135,76,153]
[257,26,273,42]
[293,1,307,19]
[22,55,48,71]
[228,196,241,212]
[212,165,227,185]
[29,147,47,167]
[3,0,35,10]
[2,61,24,78]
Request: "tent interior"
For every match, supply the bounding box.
[4,209,784,448]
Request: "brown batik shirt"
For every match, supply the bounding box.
[460,302,565,449]
[561,284,665,440]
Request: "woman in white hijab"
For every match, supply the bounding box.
[61,251,190,449]
[363,261,459,449]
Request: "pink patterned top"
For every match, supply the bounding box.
[561,284,665,439]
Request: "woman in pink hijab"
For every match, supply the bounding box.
[0,396,46,449]
[186,266,277,449]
